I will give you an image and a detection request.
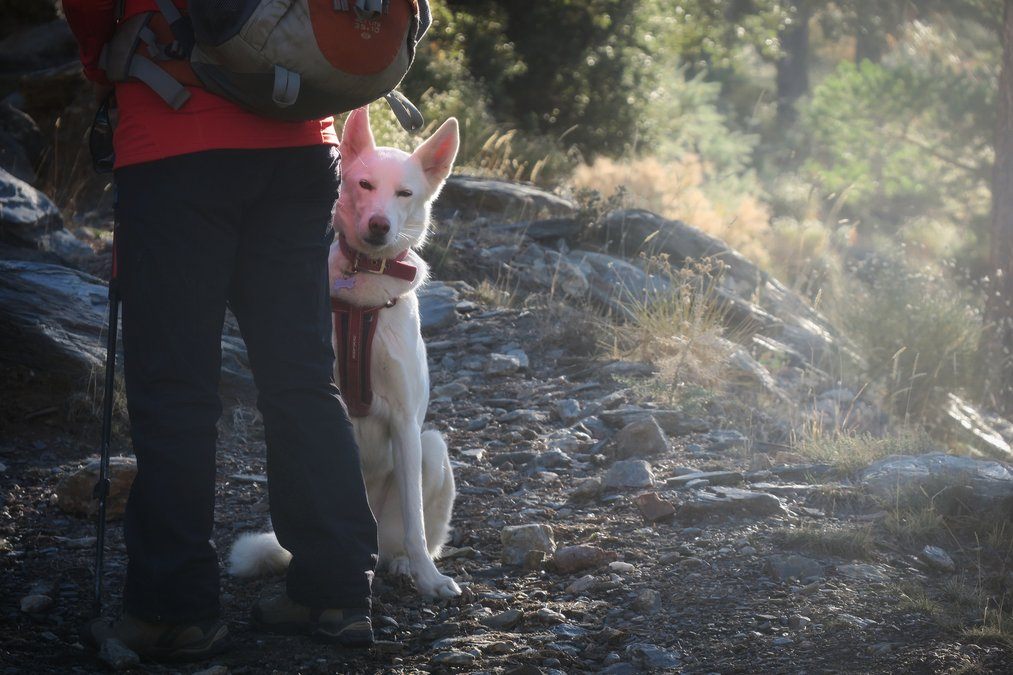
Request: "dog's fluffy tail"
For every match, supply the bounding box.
[228,531,291,577]
[421,428,454,559]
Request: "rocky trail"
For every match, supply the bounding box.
[4,209,1013,672]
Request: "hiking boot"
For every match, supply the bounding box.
[252,593,373,647]
[82,612,230,663]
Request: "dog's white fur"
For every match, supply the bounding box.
[229,107,462,599]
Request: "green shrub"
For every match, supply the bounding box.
[641,68,760,178]
[368,18,574,185]
[800,59,993,241]
[835,257,985,424]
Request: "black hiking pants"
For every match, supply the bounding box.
[115,145,377,622]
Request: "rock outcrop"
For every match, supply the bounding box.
[0,261,253,409]
[860,453,1013,511]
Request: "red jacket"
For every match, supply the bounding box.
[62,0,338,168]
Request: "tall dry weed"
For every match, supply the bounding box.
[607,257,735,404]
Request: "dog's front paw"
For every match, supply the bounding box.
[415,570,462,599]
[389,556,412,578]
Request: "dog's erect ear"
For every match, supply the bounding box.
[412,117,459,188]
[340,107,376,165]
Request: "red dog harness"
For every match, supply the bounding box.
[332,236,417,417]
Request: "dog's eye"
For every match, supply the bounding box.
[358,180,374,190]
[396,189,413,198]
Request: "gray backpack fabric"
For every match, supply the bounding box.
[102,0,430,130]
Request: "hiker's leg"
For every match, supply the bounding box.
[228,145,377,609]
[116,152,246,622]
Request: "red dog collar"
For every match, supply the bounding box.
[338,234,417,282]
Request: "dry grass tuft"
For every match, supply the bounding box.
[772,522,876,560]
[473,278,519,309]
[899,578,1013,648]
[605,257,735,405]
[794,428,932,477]
[882,502,947,545]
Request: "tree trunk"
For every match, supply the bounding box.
[984,0,1013,416]
[776,3,810,129]
[855,23,885,64]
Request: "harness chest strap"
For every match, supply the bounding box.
[332,298,394,417]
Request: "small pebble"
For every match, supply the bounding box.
[20,594,54,614]
[567,574,597,594]
[432,650,476,667]
[789,614,811,630]
[536,607,566,623]
[98,639,140,671]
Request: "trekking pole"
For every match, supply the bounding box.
[88,94,117,617]
[92,230,118,617]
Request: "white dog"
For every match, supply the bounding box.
[229,107,462,599]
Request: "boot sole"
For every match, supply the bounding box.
[252,614,373,647]
[312,619,374,648]
[82,619,231,663]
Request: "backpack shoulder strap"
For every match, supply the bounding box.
[384,90,424,132]
[417,0,431,39]
[152,0,195,57]
[100,12,191,109]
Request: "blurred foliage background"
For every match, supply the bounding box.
[367,0,1009,425]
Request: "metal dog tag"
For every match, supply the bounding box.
[333,276,357,290]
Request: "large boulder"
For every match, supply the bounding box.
[0,1,58,36]
[506,243,674,319]
[0,165,62,245]
[0,261,108,381]
[506,243,590,299]
[0,261,254,411]
[596,209,860,366]
[435,175,575,221]
[859,453,1013,511]
[566,249,669,317]
[944,394,1013,460]
[679,486,789,523]
[603,459,656,489]
[724,340,790,401]
[614,416,669,459]
[0,166,95,270]
[0,103,44,184]
[598,209,761,284]
[0,19,77,76]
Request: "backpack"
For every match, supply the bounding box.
[101,0,430,130]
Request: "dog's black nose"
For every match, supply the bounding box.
[368,216,390,237]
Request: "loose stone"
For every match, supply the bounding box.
[501,524,556,566]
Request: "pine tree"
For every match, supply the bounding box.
[986,0,1013,414]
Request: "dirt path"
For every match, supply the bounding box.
[2,302,1012,674]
